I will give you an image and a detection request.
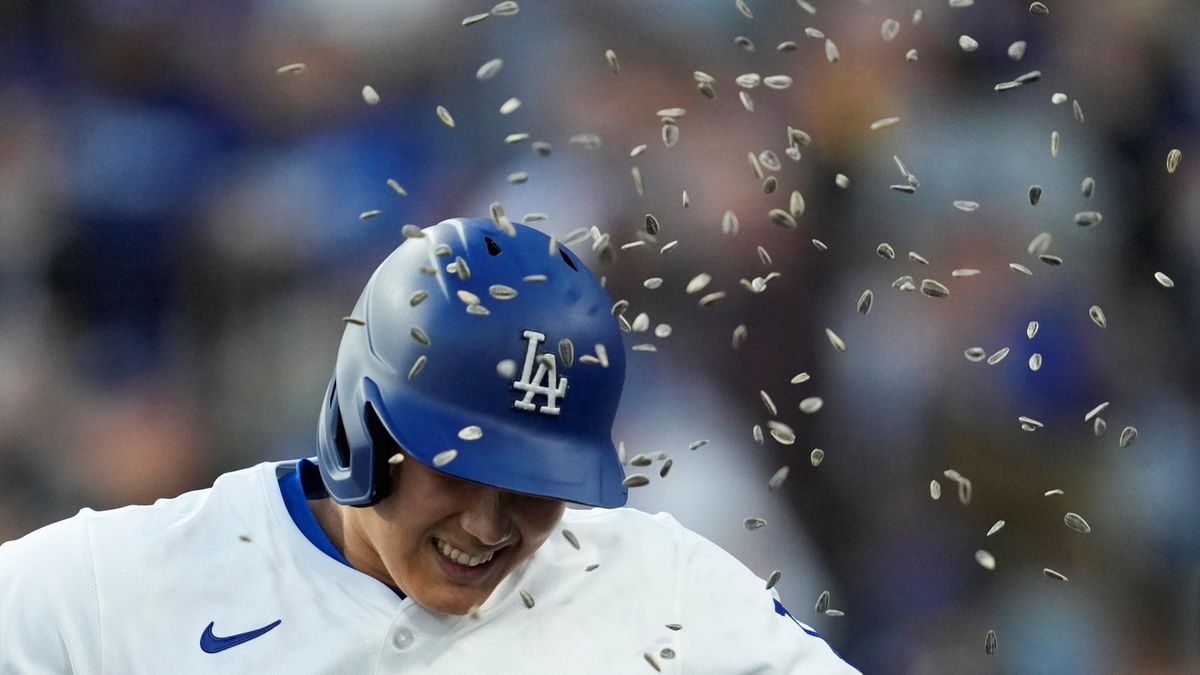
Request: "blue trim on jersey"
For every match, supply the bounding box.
[773,598,851,665]
[279,459,351,567]
[279,459,407,599]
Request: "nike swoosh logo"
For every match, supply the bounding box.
[200,619,282,654]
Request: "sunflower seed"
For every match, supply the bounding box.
[735,35,755,52]
[985,630,998,655]
[661,122,680,148]
[666,623,683,631]
[658,458,673,478]
[1008,41,1027,60]
[627,313,648,332]
[825,39,839,62]
[768,466,790,490]
[1010,263,1033,276]
[761,176,778,194]
[755,246,773,266]
[810,448,825,466]
[890,184,916,194]
[1091,417,1107,436]
[462,12,490,25]
[738,90,755,111]
[1089,305,1107,328]
[959,479,973,504]
[359,209,382,220]
[959,35,979,52]
[1119,426,1138,448]
[769,209,797,229]
[362,85,380,105]
[765,569,783,591]
[870,117,901,131]
[604,48,620,74]
[629,453,653,467]
[696,81,716,99]
[1029,353,1042,371]
[622,474,650,488]
[1167,148,1182,173]
[905,48,919,62]
[965,347,987,362]
[752,425,764,444]
[685,273,712,295]
[835,173,850,188]
[764,75,793,90]
[736,73,762,89]
[804,27,824,39]
[386,451,406,466]
[1050,131,1061,157]
[994,80,1022,92]
[1019,416,1043,430]
[881,18,900,41]
[952,269,980,278]
[778,40,798,52]
[277,63,307,75]
[466,304,490,316]
[855,289,874,315]
[342,316,365,326]
[433,449,458,467]
[433,105,456,128]
[891,275,913,290]
[474,58,505,82]
[1154,271,1174,288]
[769,426,796,446]
[825,328,846,352]
[930,480,942,500]
[986,347,1010,365]
[408,325,433,347]
[811,239,828,252]
[790,372,811,384]
[1062,512,1091,534]
[644,652,661,672]
[744,517,767,531]
[516,589,535,609]
[944,469,964,482]
[504,133,530,145]
[1043,568,1068,582]
[520,273,547,285]
[1029,1,1049,15]
[1074,211,1103,227]
[1039,254,1063,266]
[506,172,530,185]
[876,243,896,259]
[1024,321,1039,339]
[653,324,672,339]
[950,0,974,7]
[798,396,823,414]
[975,550,996,570]
[815,591,830,614]
[408,355,427,380]
[920,279,950,298]
[758,390,779,419]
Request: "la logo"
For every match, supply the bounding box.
[512,330,568,416]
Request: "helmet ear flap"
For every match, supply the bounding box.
[363,403,397,502]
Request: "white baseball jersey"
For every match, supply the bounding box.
[0,460,857,674]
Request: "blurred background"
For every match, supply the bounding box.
[1,0,1197,672]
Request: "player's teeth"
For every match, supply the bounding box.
[436,539,493,567]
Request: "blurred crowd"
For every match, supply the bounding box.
[1,0,1198,672]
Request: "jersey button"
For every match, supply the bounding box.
[392,627,415,650]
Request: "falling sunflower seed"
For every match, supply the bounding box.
[1075,211,1102,226]
[759,389,776,416]
[856,290,873,315]
[1029,353,1042,371]
[661,122,679,148]
[1089,305,1107,328]
[987,520,1005,536]
[825,39,840,62]
[644,652,661,673]
[1064,512,1091,534]
[959,35,979,52]
[436,105,455,127]
[815,591,830,614]
[799,397,824,414]
[1119,426,1138,448]
[743,517,767,531]
[870,116,901,131]
[975,550,996,570]
[952,269,980,277]
[810,448,825,466]
[920,279,950,298]
[1094,418,1107,436]
[1051,131,1061,157]
[791,372,811,384]
[985,630,998,655]
[622,474,650,488]
[1045,489,1064,497]
[359,209,382,220]
[930,480,941,500]
[1167,148,1182,173]
[659,459,673,478]
[605,49,620,74]
[876,243,896,259]
[1154,272,1174,288]
[476,58,504,81]
[458,426,483,441]
[1039,254,1063,266]
[739,91,754,111]
[631,167,644,196]
[825,328,846,352]
[986,347,1010,365]
[276,63,306,75]
[835,173,850,188]
[1008,41,1027,60]
[768,466,790,490]
[1084,401,1109,422]
[1043,568,1068,582]
[362,85,380,105]
[1010,263,1033,276]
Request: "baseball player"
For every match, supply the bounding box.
[0,218,857,673]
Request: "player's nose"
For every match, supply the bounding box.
[458,486,513,547]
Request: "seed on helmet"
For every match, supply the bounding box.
[810,448,825,466]
[975,550,996,570]
[1010,263,1033,276]
[1043,568,1068,582]
[1064,512,1091,534]
[523,274,547,283]
[930,480,941,500]
[766,570,782,590]
[453,256,471,280]
[342,316,365,326]
[1089,305,1107,328]
[1119,426,1137,448]
[489,285,517,300]
[458,426,483,441]
[622,474,650,488]
[920,279,950,298]
[433,449,458,467]
[496,359,516,378]
[553,338,574,368]
[1155,272,1174,288]
[815,591,830,614]
[768,466,790,490]
[1167,148,1182,173]
[410,326,431,347]
[985,630,998,655]
[743,517,767,531]
[388,452,405,465]
[408,355,427,380]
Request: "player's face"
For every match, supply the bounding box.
[358,453,566,615]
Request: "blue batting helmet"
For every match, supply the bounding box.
[317,217,628,508]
